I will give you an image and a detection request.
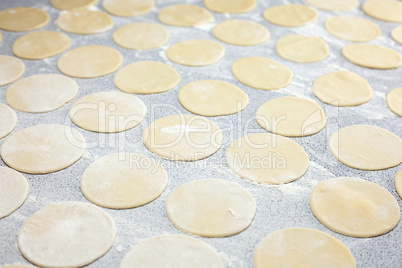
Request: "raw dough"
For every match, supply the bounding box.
[255,96,326,137]
[81,153,168,209]
[387,87,402,116]
[0,7,49,32]
[158,4,213,27]
[225,133,309,184]
[362,0,402,23]
[56,8,113,34]
[310,177,400,237]
[57,45,122,78]
[212,20,270,46]
[18,201,116,268]
[113,22,169,50]
[312,70,372,106]
[103,0,153,17]
[69,91,146,133]
[142,114,222,161]
[392,25,402,45]
[276,34,329,63]
[395,170,402,199]
[305,0,358,11]
[0,55,25,86]
[254,228,356,268]
[178,80,249,116]
[0,103,17,139]
[166,40,224,66]
[0,167,28,219]
[231,57,293,90]
[204,0,256,13]
[6,74,78,113]
[114,61,180,94]
[263,4,316,27]
[51,0,97,10]
[329,125,402,170]
[12,31,70,60]
[325,16,380,42]
[165,179,256,237]
[0,124,85,174]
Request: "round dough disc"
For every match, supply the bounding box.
[325,16,380,42]
[103,0,153,17]
[81,153,168,209]
[263,4,316,27]
[158,4,213,27]
[57,45,122,78]
[12,31,70,60]
[310,177,400,237]
[0,103,17,139]
[0,124,85,174]
[254,228,356,268]
[114,61,180,94]
[329,125,402,170]
[276,34,329,63]
[113,22,169,50]
[362,0,402,23]
[165,179,256,237]
[70,91,146,133]
[51,0,97,10]
[391,25,402,45]
[166,39,224,66]
[231,57,293,90]
[395,170,402,199]
[0,167,28,219]
[312,70,372,106]
[225,133,309,184]
[6,74,78,113]
[56,8,113,34]
[304,0,358,11]
[178,80,249,116]
[204,0,256,13]
[0,55,25,86]
[142,114,222,161]
[18,201,116,268]
[212,20,269,46]
[387,87,402,116]
[255,96,326,137]
[0,7,49,32]
[120,234,224,268]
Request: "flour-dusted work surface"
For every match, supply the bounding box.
[0,0,401,267]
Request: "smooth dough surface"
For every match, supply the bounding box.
[204,0,256,13]
[120,234,224,268]
[18,201,116,268]
[212,20,269,46]
[0,7,49,32]
[56,8,113,34]
[6,74,78,113]
[310,177,400,237]
[387,87,402,116]
[158,4,213,26]
[276,34,329,63]
[70,91,146,133]
[305,0,358,11]
[325,16,380,42]
[165,179,256,237]
[255,96,326,137]
[57,45,122,78]
[362,0,402,23]
[313,70,372,106]
[329,125,402,170]
[178,80,249,116]
[391,25,402,45]
[395,170,402,199]
[254,228,356,268]
[0,55,25,86]
[12,31,70,60]
[226,133,309,184]
[51,0,97,10]
[0,103,17,139]
[143,114,222,161]
[231,57,293,90]
[103,0,153,17]
[114,61,180,94]
[0,124,85,174]
[0,167,28,219]
[263,4,316,27]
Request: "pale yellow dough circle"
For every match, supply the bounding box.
[51,0,97,10]
[329,125,402,170]
[57,45,122,78]
[165,179,256,237]
[256,96,326,137]
[395,170,402,199]
[70,91,146,133]
[120,234,224,268]
[313,70,373,106]
[143,114,222,161]
[113,22,169,50]
[0,55,25,86]
[263,4,316,27]
[103,0,153,17]
[158,4,213,27]
[391,25,402,45]
[0,7,49,32]
[166,39,224,66]
[276,34,329,63]
[12,31,70,60]
[212,20,270,46]
[204,0,256,13]
[305,0,358,11]
[362,0,402,23]
[254,228,356,268]
[226,133,309,184]
[56,8,113,34]
[178,80,249,116]
[310,177,400,237]
[325,16,380,42]
[231,57,293,90]
[387,87,402,116]
[114,61,180,94]
[6,74,78,113]
[0,124,85,174]
[0,167,28,219]
[18,201,116,268]
[0,103,17,139]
